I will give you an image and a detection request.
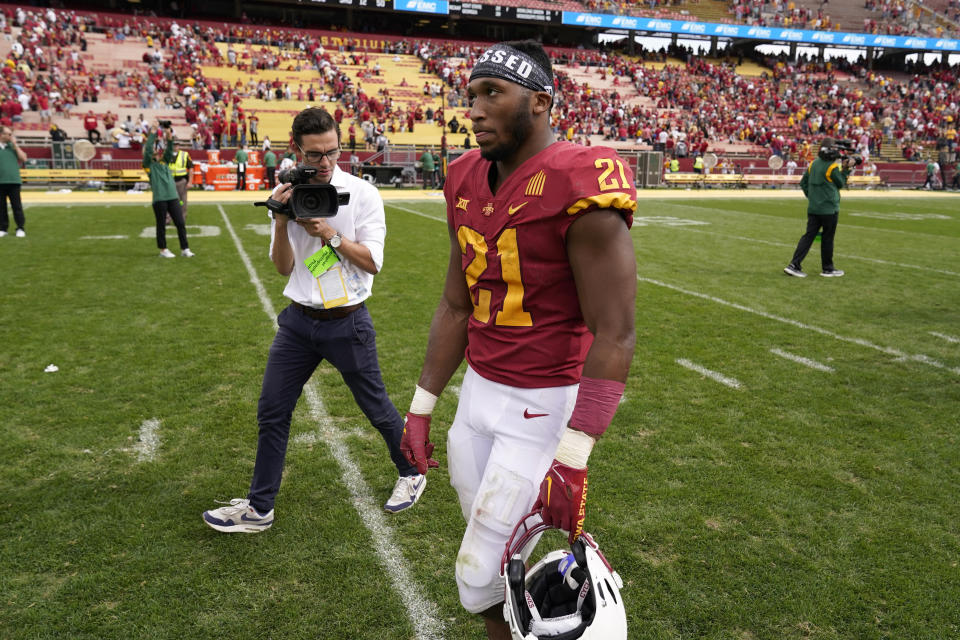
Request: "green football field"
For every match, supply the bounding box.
[2,192,958,639]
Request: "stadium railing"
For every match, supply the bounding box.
[21,168,149,187]
[662,172,886,188]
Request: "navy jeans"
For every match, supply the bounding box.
[248,303,415,513]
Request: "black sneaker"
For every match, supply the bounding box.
[783,264,806,278]
[820,268,845,277]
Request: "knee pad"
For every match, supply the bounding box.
[455,519,506,614]
[455,462,538,613]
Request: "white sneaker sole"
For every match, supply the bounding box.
[202,514,273,533]
[384,475,426,513]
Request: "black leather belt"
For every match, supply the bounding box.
[292,301,363,320]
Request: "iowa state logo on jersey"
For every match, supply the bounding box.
[482,202,495,217]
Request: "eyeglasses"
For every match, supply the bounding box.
[298,145,341,163]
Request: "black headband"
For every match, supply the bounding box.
[469,45,554,96]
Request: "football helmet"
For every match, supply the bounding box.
[500,511,627,639]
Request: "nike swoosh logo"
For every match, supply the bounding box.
[508,202,528,215]
[241,513,268,523]
[523,409,549,419]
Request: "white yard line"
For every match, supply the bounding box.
[291,426,366,444]
[769,348,835,373]
[929,331,960,344]
[675,358,742,389]
[218,205,445,640]
[392,201,959,378]
[640,277,960,377]
[668,227,960,278]
[662,200,954,240]
[301,386,444,640]
[387,202,446,222]
[134,418,161,462]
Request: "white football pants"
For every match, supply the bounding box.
[448,365,578,614]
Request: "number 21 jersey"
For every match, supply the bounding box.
[443,141,637,388]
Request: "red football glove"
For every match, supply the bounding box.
[401,413,439,475]
[534,460,588,544]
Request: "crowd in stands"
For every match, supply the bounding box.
[728,0,959,37]
[0,8,101,122]
[576,0,960,36]
[582,0,692,22]
[417,39,957,165]
[0,5,957,170]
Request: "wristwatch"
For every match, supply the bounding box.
[329,232,342,249]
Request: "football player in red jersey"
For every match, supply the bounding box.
[401,41,638,639]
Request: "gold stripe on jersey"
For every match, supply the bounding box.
[566,192,637,216]
[525,170,546,197]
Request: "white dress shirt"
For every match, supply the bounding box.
[270,166,385,308]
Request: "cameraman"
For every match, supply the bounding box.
[143,122,193,258]
[203,107,425,534]
[784,137,852,278]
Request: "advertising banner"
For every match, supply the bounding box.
[560,12,960,52]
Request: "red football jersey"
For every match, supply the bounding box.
[444,142,636,388]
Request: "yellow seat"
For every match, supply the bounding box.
[199,52,455,148]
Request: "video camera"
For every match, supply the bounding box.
[820,139,863,166]
[254,164,350,219]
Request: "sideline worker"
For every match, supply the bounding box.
[0,125,27,238]
[168,141,193,219]
[784,137,852,278]
[143,123,193,258]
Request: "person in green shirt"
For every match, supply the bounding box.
[143,124,193,258]
[419,148,435,189]
[923,158,939,190]
[0,126,27,238]
[263,147,277,190]
[235,144,249,191]
[784,138,853,278]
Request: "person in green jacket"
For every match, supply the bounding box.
[923,157,939,190]
[0,126,27,238]
[263,147,277,190]
[143,124,193,258]
[419,148,435,189]
[784,137,852,278]
[235,144,249,191]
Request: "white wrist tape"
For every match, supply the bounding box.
[554,428,595,469]
[409,385,438,416]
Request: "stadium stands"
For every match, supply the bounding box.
[0,4,956,188]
